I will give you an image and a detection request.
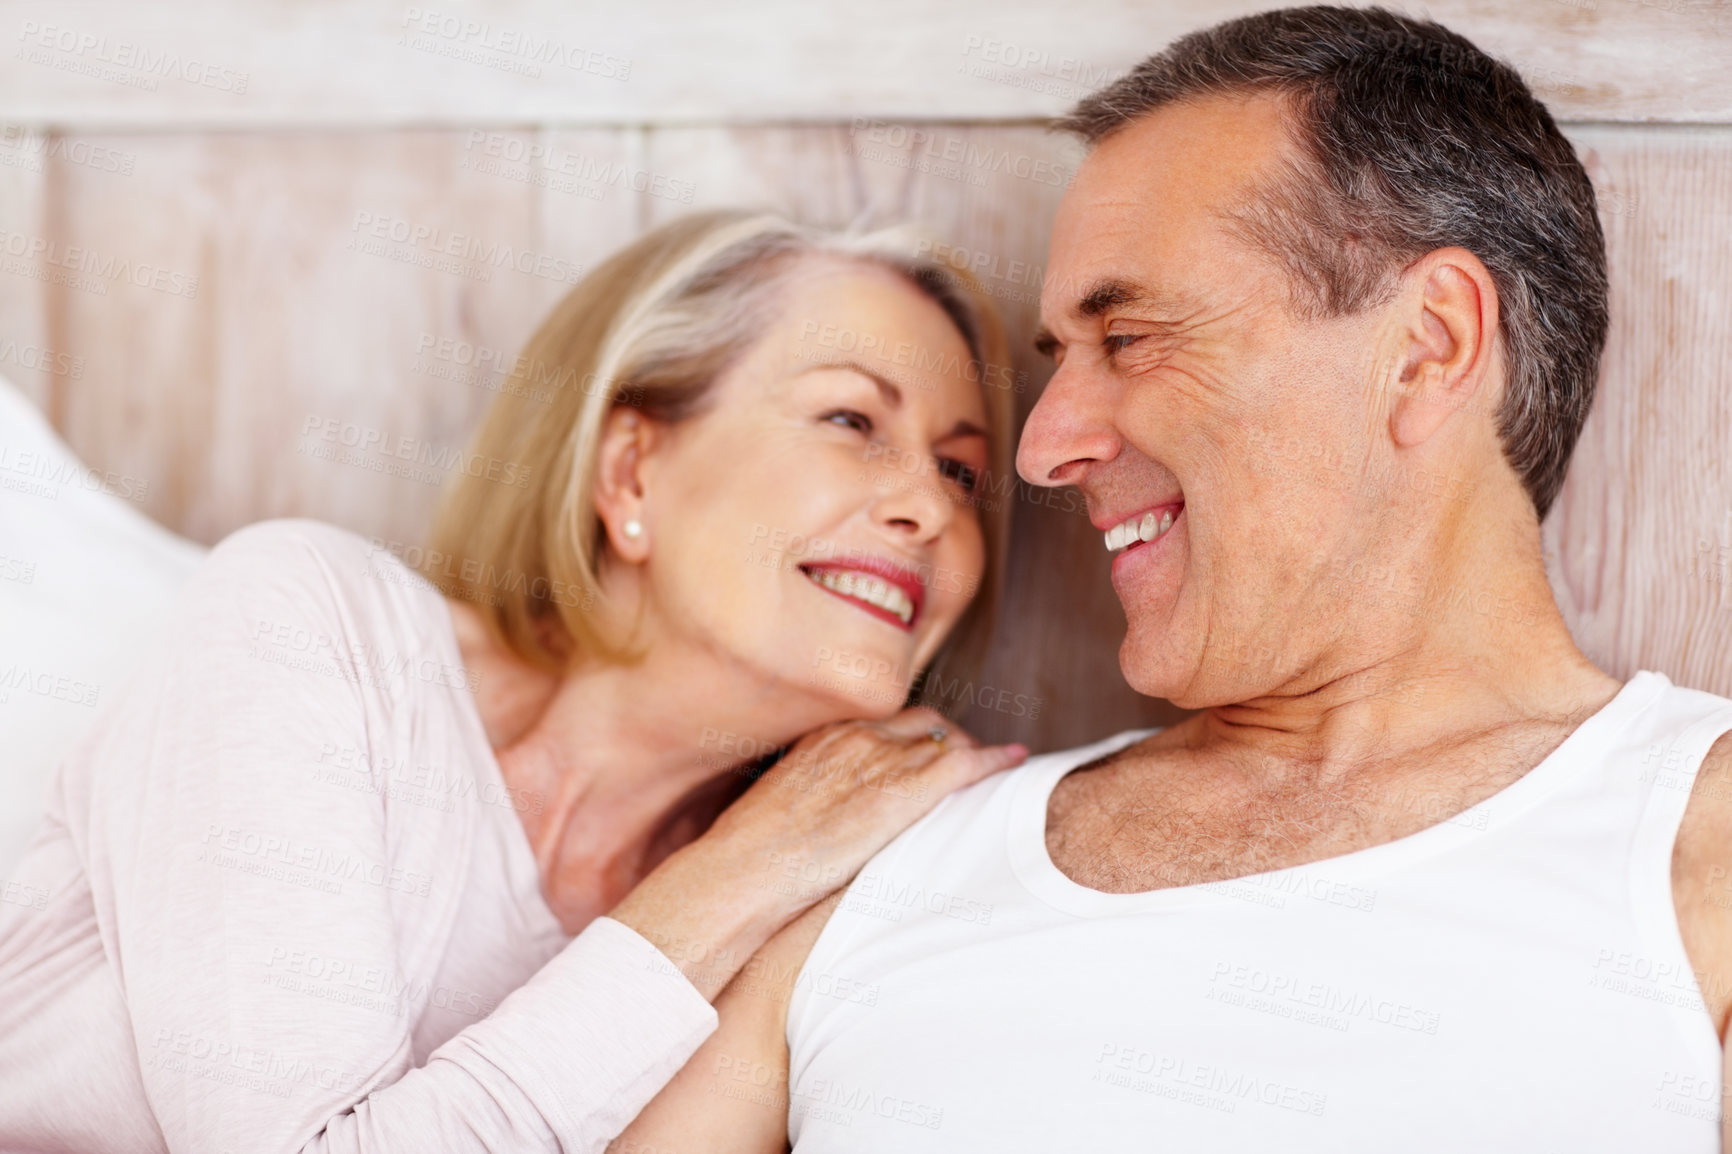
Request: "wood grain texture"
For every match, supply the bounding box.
[0,0,1728,127]
[1545,125,1732,695]
[5,119,1730,750]
[40,128,637,546]
[0,125,50,411]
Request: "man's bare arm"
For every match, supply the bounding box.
[1669,730,1732,1149]
[609,893,844,1154]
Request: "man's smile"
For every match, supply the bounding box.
[1101,500,1184,555]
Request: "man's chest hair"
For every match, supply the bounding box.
[1042,721,1579,894]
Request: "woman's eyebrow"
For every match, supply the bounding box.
[936,420,988,443]
[796,361,987,444]
[796,359,905,407]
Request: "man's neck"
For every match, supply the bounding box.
[1053,530,1620,894]
[1196,476,1618,792]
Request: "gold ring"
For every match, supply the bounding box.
[928,726,949,744]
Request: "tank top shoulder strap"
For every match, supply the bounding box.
[1615,673,1732,1059]
[1628,672,1732,867]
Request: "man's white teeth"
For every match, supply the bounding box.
[806,568,914,625]
[1104,508,1176,553]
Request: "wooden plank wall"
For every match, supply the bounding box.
[2,0,1729,749]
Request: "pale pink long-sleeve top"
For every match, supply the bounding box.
[0,520,719,1152]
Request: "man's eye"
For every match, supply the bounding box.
[1104,334,1144,356]
[937,458,980,494]
[823,409,873,434]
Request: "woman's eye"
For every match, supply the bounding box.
[823,409,873,434]
[937,458,980,494]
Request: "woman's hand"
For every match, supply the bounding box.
[700,705,1027,914]
[609,707,1026,1000]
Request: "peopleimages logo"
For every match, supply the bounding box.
[15,20,251,93]
[0,125,135,176]
[399,8,631,80]
[0,227,199,298]
[0,664,100,708]
[957,34,1123,99]
[461,132,696,203]
[347,211,586,285]
[959,34,1121,87]
[849,119,1070,188]
[0,337,83,379]
[299,415,534,489]
[0,443,150,503]
[797,319,1025,393]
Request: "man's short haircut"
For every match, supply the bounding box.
[1058,5,1608,520]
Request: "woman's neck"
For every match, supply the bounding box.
[447,601,839,931]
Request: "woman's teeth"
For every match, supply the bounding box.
[805,568,915,625]
[1104,508,1176,553]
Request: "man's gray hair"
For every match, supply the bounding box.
[1058,5,1608,521]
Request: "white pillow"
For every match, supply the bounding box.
[0,375,206,875]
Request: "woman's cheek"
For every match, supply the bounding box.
[950,521,987,598]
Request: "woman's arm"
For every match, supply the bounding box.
[608,894,843,1154]
[608,706,1025,1002]
[73,521,1019,1153]
[82,523,717,1154]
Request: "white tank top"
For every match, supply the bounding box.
[786,670,1732,1151]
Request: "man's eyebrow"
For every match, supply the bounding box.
[1035,279,1193,357]
[1075,277,1197,322]
[1077,278,1149,318]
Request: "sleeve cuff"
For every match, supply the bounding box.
[449,914,720,1153]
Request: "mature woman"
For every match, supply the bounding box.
[0,211,1024,1152]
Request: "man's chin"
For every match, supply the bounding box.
[1118,639,1178,701]
[1117,630,1204,707]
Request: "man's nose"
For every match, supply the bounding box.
[1016,358,1122,487]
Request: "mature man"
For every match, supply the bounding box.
[613,6,1732,1150]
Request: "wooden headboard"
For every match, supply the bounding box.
[2,0,1728,749]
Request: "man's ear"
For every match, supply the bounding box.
[1385,246,1500,449]
[593,405,662,564]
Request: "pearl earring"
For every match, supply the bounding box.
[622,519,643,539]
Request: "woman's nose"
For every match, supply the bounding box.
[1017,359,1122,488]
[868,460,956,544]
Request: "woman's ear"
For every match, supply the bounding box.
[593,405,662,564]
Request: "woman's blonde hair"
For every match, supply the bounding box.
[425,209,1015,711]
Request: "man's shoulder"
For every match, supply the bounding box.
[1669,709,1732,1036]
[1695,730,1732,790]
[789,729,1166,997]
[1681,727,1732,838]
[1678,678,1732,823]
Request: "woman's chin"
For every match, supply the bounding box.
[799,666,911,721]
